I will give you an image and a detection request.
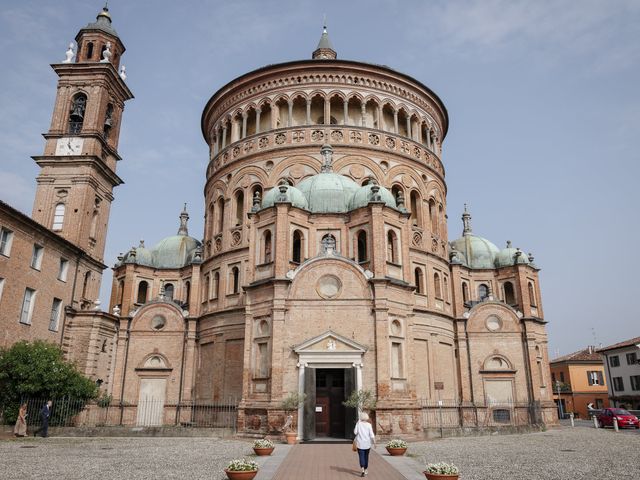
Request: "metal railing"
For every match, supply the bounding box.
[3,397,238,432]
[418,399,542,430]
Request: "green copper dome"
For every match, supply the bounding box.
[297,172,360,213]
[261,184,309,210]
[152,235,200,269]
[495,242,530,268]
[450,234,500,269]
[348,183,397,210]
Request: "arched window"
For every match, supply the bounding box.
[391,185,403,204]
[263,230,272,263]
[386,230,398,263]
[86,42,94,60]
[213,271,220,298]
[216,197,225,233]
[462,282,470,304]
[357,230,367,262]
[52,203,65,231]
[231,266,240,294]
[434,273,442,299]
[234,190,244,226]
[251,185,263,210]
[103,103,113,139]
[69,93,87,134]
[100,44,108,61]
[89,210,98,239]
[414,268,424,294]
[208,202,215,238]
[478,284,489,301]
[203,275,210,300]
[528,282,537,306]
[137,280,148,304]
[82,271,91,298]
[117,280,124,306]
[503,281,516,305]
[184,281,191,305]
[438,204,444,237]
[428,199,437,233]
[410,191,421,227]
[164,283,174,301]
[443,276,449,301]
[292,230,303,263]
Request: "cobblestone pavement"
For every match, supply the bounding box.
[1,426,638,480]
[407,425,640,480]
[0,437,258,480]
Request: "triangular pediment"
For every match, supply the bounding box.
[293,330,367,354]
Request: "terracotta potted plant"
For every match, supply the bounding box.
[423,462,459,480]
[253,438,275,456]
[385,439,408,456]
[281,392,306,445]
[224,458,259,480]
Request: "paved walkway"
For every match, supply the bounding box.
[271,444,408,479]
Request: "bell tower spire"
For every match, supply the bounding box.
[312,19,337,60]
[30,6,133,264]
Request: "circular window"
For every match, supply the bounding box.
[151,315,166,330]
[391,320,402,336]
[485,315,502,332]
[316,275,342,299]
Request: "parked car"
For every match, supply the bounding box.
[596,408,640,429]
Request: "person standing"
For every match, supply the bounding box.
[13,403,28,437]
[33,400,52,438]
[353,412,376,477]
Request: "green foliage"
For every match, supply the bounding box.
[97,393,112,408]
[0,341,97,422]
[343,389,377,411]
[280,392,306,414]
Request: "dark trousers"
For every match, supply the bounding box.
[357,448,370,469]
[34,419,49,437]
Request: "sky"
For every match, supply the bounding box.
[0,0,639,357]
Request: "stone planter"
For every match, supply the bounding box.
[253,447,274,456]
[224,470,258,480]
[284,431,298,445]
[424,473,459,480]
[386,447,407,456]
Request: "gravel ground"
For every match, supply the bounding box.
[408,425,640,480]
[0,437,257,480]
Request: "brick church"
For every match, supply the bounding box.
[0,7,557,438]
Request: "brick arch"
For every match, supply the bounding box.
[270,154,320,184]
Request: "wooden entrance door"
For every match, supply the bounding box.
[315,369,345,438]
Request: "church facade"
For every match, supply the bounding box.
[0,9,556,439]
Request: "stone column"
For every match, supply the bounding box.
[287,100,293,127]
[241,112,248,139]
[361,103,366,127]
[255,108,261,134]
[343,99,348,125]
[354,362,363,417]
[306,99,312,124]
[297,362,306,440]
[324,97,330,125]
[406,117,412,139]
[376,105,381,129]
[393,110,399,134]
[221,124,227,149]
[214,128,220,155]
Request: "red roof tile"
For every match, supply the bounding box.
[550,347,603,364]
[597,336,640,353]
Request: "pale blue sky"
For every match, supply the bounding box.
[1,0,639,356]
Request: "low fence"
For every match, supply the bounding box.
[418,399,542,430]
[4,398,238,432]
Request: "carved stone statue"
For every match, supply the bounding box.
[63,43,74,63]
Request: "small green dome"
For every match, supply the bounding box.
[450,234,500,269]
[348,183,397,210]
[152,235,200,269]
[261,184,309,210]
[495,243,530,268]
[133,246,153,267]
[297,173,360,213]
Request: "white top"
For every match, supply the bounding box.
[353,420,375,449]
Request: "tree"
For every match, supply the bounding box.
[0,341,97,422]
[343,389,377,412]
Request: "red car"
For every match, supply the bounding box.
[597,408,640,429]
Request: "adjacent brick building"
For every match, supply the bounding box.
[598,337,640,410]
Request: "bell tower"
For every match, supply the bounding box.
[31,5,133,262]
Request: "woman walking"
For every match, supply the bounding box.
[13,403,28,437]
[353,412,375,477]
